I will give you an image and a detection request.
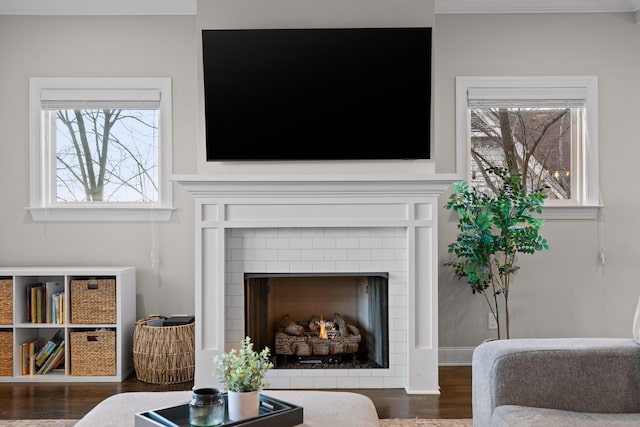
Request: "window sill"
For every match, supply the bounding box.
[27,206,174,222]
[542,204,602,220]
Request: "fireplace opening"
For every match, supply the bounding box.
[244,272,389,369]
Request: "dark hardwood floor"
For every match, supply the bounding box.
[0,366,472,420]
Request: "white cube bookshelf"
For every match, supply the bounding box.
[0,267,135,382]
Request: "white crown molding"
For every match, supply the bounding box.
[1,0,638,15]
[436,0,640,14]
[0,0,197,15]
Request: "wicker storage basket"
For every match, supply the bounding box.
[133,316,195,384]
[70,279,116,324]
[0,331,12,376]
[70,330,116,376]
[0,279,13,325]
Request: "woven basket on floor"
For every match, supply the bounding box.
[133,316,195,384]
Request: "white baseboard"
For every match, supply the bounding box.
[439,346,476,366]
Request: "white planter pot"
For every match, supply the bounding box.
[227,390,260,421]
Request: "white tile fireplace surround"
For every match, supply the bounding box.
[176,175,450,394]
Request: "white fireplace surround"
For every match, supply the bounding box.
[176,175,450,394]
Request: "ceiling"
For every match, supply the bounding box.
[0,0,639,15]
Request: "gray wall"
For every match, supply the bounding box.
[0,0,435,320]
[1,7,638,362]
[0,15,198,317]
[436,12,640,360]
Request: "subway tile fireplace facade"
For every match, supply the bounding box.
[176,176,449,394]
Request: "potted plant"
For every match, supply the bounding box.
[445,167,548,339]
[213,336,274,421]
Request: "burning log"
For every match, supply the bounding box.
[275,313,362,357]
[308,315,321,333]
[279,314,305,336]
[333,313,349,337]
[291,341,311,356]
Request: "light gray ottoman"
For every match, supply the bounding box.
[75,390,380,427]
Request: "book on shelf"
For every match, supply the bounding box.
[26,281,64,324]
[34,330,63,368]
[51,291,64,324]
[19,337,39,375]
[27,283,45,323]
[45,281,64,323]
[163,315,195,326]
[27,283,44,323]
[35,286,43,323]
[37,340,65,375]
[34,339,57,367]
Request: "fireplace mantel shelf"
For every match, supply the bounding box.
[173,174,455,196]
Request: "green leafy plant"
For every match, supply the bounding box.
[213,336,274,392]
[445,167,549,339]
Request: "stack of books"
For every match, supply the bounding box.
[26,281,65,324]
[20,330,65,375]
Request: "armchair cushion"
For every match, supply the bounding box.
[491,405,640,427]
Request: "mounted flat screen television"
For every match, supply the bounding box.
[202,27,432,161]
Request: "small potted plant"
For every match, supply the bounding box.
[213,336,274,421]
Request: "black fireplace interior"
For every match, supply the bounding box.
[245,273,389,369]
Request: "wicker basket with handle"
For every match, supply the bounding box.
[70,279,116,324]
[70,329,116,376]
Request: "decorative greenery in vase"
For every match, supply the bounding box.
[445,167,549,339]
[213,336,274,392]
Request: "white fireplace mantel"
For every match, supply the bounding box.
[175,174,454,195]
[175,174,452,394]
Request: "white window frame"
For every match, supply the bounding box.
[29,77,174,221]
[455,76,601,220]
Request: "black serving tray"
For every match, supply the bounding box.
[134,393,304,427]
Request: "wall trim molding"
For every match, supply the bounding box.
[0,0,197,15]
[1,0,638,15]
[436,0,640,14]
[439,346,475,366]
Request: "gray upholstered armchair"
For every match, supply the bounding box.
[472,338,640,426]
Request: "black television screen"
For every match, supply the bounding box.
[202,27,431,161]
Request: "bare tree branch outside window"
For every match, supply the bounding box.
[470,107,572,199]
[55,109,159,203]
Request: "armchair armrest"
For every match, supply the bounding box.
[472,338,640,427]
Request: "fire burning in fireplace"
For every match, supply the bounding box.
[318,316,328,339]
[313,316,339,340]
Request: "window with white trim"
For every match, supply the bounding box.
[29,78,173,221]
[455,76,600,219]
